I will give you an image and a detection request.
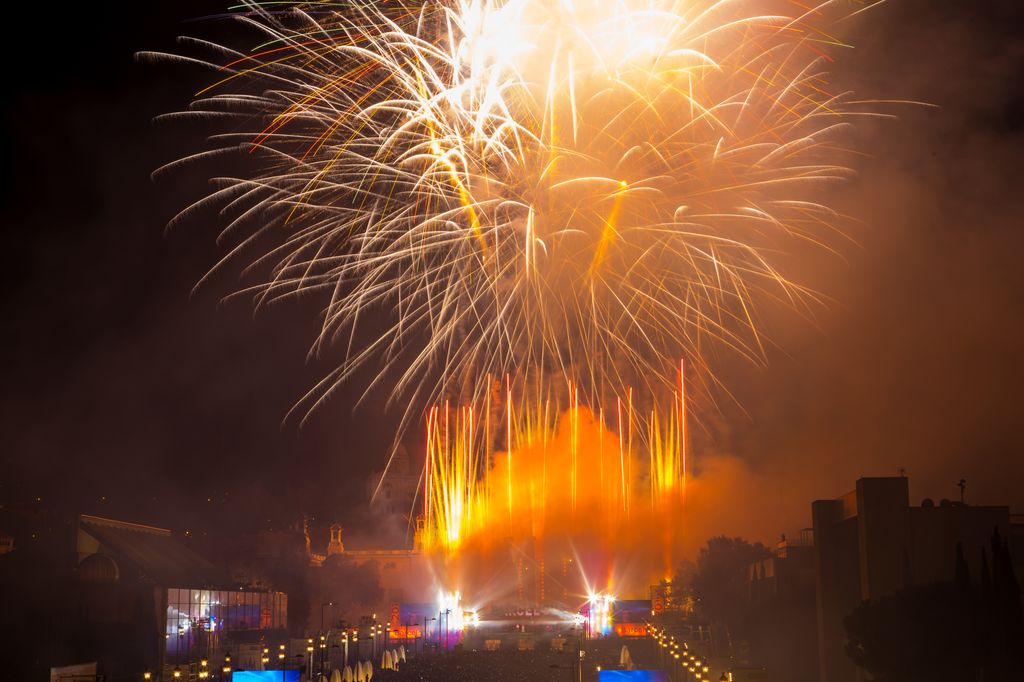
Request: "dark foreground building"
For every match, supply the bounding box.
[812,476,1024,682]
[743,530,818,682]
[0,511,287,681]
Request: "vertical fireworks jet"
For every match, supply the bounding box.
[421,371,689,555]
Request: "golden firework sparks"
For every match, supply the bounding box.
[147,0,883,426]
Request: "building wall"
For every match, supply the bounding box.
[813,476,1014,682]
[343,549,432,616]
[908,505,1008,585]
[367,446,421,519]
[813,499,861,682]
[856,477,912,599]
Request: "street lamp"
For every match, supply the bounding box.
[172,667,182,680]
[441,609,452,651]
[143,671,152,681]
[318,635,328,676]
[222,653,233,682]
[423,617,436,654]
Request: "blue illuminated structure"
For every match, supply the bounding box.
[232,671,300,682]
[598,671,669,682]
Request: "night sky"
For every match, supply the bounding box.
[3,1,1023,541]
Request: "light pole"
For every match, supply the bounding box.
[221,653,232,682]
[321,602,334,632]
[318,635,327,677]
[423,617,436,654]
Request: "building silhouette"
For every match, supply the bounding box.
[0,510,288,681]
[812,476,1023,682]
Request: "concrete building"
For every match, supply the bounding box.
[743,530,818,682]
[367,445,420,520]
[315,524,432,618]
[812,476,1023,682]
[746,530,815,604]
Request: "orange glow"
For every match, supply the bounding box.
[420,365,693,594]
[614,623,648,638]
[388,625,422,641]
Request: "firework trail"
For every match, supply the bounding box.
[145,0,883,431]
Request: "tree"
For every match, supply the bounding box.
[844,533,1023,682]
[954,541,971,593]
[844,581,983,682]
[668,559,697,613]
[689,536,771,627]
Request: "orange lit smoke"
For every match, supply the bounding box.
[422,366,704,601]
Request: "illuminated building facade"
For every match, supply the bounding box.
[76,515,288,678]
[164,587,287,663]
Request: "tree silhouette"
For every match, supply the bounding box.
[690,536,771,627]
[844,528,1023,681]
[844,581,983,682]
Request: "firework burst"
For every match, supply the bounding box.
[146,0,879,425]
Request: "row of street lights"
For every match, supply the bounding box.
[144,654,233,681]
[648,625,725,682]
[143,614,417,680]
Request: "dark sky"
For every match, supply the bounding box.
[2,1,1023,541]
